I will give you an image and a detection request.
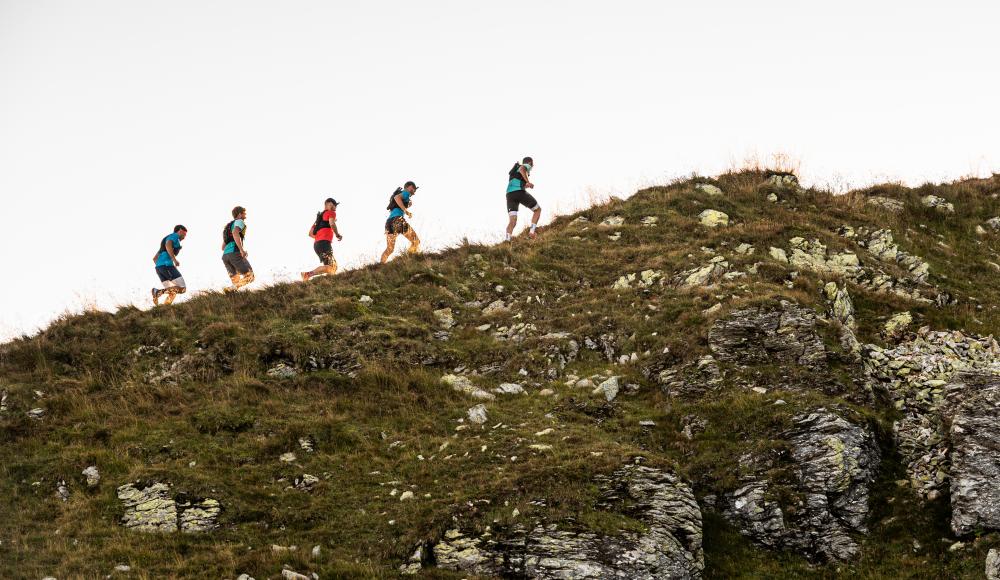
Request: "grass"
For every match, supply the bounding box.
[3,170,1000,578]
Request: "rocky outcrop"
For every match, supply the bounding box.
[673,257,731,289]
[865,196,905,213]
[117,482,220,533]
[698,209,729,228]
[921,195,955,213]
[723,410,879,562]
[839,226,930,283]
[431,465,703,579]
[708,301,826,369]
[945,375,1000,535]
[863,330,1000,499]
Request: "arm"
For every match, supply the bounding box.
[233,228,247,257]
[329,217,342,240]
[519,167,533,189]
[308,225,315,238]
[165,240,179,267]
[394,194,412,218]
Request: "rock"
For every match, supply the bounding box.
[639,420,656,427]
[56,480,70,502]
[724,410,879,562]
[600,215,625,227]
[482,300,509,316]
[768,247,788,263]
[866,196,905,213]
[708,300,826,369]
[824,283,860,354]
[702,303,722,316]
[695,183,723,196]
[433,464,703,579]
[281,570,310,580]
[400,545,424,575]
[27,408,45,420]
[883,312,913,339]
[735,243,754,255]
[987,548,1000,580]
[674,257,730,289]
[442,374,496,401]
[608,232,622,241]
[113,564,131,573]
[312,545,321,558]
[986,217,1000,231]
[575,378,595,389]
[83,466,100,488]
[921,195,955,213]
[433,308,455,329]
[295,474,319,492]
[298,436,316,453]
[766,193,779,202]
[467,404,488,425]
[593,376,620,402]
[947,375,1000,535]
[177,497,221,532]
[529,444,553,451]
[698,209,729,228]
[612,273,636,290]
[359,295,373,305]
[766,173,801,190]
[640,216,659,226]
[267,363,298,379]
[0,390,6,414]
[280,452,297,463]
[493,383,525,395]
[236,574,256,580]
[476,323,492,332]
[117,483,177,532]
[751,387,767,394]
[399,491,415,501]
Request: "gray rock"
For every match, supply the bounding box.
[698,209,729,228]
[117,482,220,533]
[493,383,526,395]
[694,183,723,196]
[83,465,100,488]
[482,300,509,316]
[467,404,488,425]
[866,196,905,213]
[987,548,1000,580]
[921,194,955,213]
[593,376,620,402]
[441,374,496,401]
[56,480,70,502]
[267,363,298,379]
[600,215,625,227]
[295,474,319,492]
[281,570,310,580]
[0,390,6,414]
[986,217,1000,231]
[359,295,373,305]
[882,312,913,339]
[947,375,1000,535]
[674,257,730,289]
[766,173,803,191]
[708,300,826,369]
[433,465,703,579]
[27,407,45,420]
[433,308,455,329]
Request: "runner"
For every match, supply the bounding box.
[151,225,187,305]
[221,206,254,293]
[380,181,421,264]
[302,197,342,281]
[505,156,540,241]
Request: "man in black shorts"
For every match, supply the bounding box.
[151,225,187,305]
[222,206,254,293]
[302,197,342,281]
[505,156,540,241]
[381,181,421,263]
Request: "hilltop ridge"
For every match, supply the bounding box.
[5,169,1000,578]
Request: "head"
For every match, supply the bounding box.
[173,225,188,240]
[522,156,533,168]
[403,181,418,194]
[232,206,246,220]
[324,197,338,211]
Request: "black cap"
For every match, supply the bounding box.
[404,181,418,190]
[325,197,339,206]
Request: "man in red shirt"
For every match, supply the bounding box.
[302,197,342,281]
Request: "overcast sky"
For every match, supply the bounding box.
[1,0,998,340]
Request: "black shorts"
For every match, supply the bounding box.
[506,190,540,214]
[222,252,253,276]
[155,265,183,283]
[314,240,334,265]
[385,216,410,235]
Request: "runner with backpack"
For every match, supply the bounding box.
[380,181,421,264]
[301,197,342,281]
[221,206,255,293]
[151,225,187,305]
[506,156,540,241]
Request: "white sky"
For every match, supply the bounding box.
[1,0,998,341]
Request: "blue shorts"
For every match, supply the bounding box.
[155,265,183,282]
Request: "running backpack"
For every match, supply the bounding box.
[158,235,181,257]
[508,162,523,181]
[222,220,245,245]
[311,211,331,235]
[386,187,407,211]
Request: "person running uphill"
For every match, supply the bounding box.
[302,197,342,281]
[222,206,254,293]
[152,225,187,305]
[506,156,540,241]
[380,181,421,264]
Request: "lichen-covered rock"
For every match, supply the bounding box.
[823,283,860,354]
[921,195,955,213]
[882,312,913,339]
[433,308,455,329]
[708,300,826,369]
[945,375,1000,535]
[698,209,729,228]
[600,215,625,227]
[723,410,878,562]
[765,173,803,191]
[987,548,1000,580]
[866,196,905,213]
[694,183,723,196]
[674,257,730,289]
[117,482,220,533]
[844,227,930,283]
[441,374,496,401]
[433,465,703,579]
[787,237,861,276]
[83,465,100,488]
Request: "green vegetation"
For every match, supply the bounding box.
[3,170,1000,578]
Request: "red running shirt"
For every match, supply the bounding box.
[314,209,336,241]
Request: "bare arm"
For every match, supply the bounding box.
[233,228,246,257]
[519,167,533,189]
[165,240,179,267]
[394,194,412,218]
[329,217,342,240]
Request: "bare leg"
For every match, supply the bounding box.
[308,261,338,278]
[506,214,518,238]
[163,287,186,305]
[381,233,398,264]
[531,207,541,226]
[404,227,420,255]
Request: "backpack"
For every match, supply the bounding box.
[222,220,245,245]
[311,211,331,236]
[508,162,523,181]
[386,187,407,211]
[158,235,181,257]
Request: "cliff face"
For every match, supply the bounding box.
[4,170,1000,579]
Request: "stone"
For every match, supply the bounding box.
[593,376,620,402]
[27,408,45,420]
[114,565,131,573]
[921,195,955,213]
[281,570,310,580]
[947,376,1000,535]
[766,173,801,190]
[236,575,256,580]
[883,312,913,339]
[312,545,321,558]
[441,374,496,401]
[735,243,754,255]
[986,217,1000,231]
[987,548,1000,580]
[400,545,424,575]
[267,363,298,379]
[56,480,70,502]
[708,300,826,369]
[295,474,319,492]
[695,183,723,196]
[698,209,729,228]
[768,247,788,263]
[600,215,625,227]
[433,465,703,579]
[766,193,779,202]
[640,216,659,226]
[280,452,297,463]
[493,383,525,395]
[83,466,100,488]
[433,308,455,329]
[399,491,415,501]
[0,390,6,414]
[482,300,509,316]
[675,257,730,289]
[359,295,373,305]
[866,196,905,213]
[117,482,218,533]
[608,232,622,241]
[467,404,488,425]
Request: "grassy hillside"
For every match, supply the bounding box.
[3,170,1000,579]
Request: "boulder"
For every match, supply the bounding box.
[467,404,488,425]
[987,548,1000,580]
[433,308,455,329]
[921,195,955,214]
[866,196,905,213]
[946,375,1000,535]
[433,465,703,579]
[708,301,826,369]
[442,374,496,401]
[698,210,729,228]
[600,216,625,227]
[694,183,723,196]
[117,482,221,534]
[674,257,730,289]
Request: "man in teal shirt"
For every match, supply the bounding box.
[505,156,540,241]
[381,181,421,263]
[152,225,187,305]
[222,206,255,293]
